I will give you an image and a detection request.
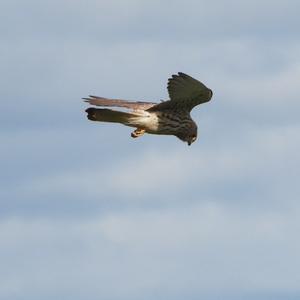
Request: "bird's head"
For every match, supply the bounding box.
[187,134,197,146]
[176,122,198,146]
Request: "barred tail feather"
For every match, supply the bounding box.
[85,108,137,125]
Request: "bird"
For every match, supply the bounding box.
[84,72,213,146]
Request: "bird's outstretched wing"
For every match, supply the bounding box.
[168,72,213,104]
[83,96,157,111]
[148,72,212,112]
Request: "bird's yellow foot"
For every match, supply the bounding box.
[131,128,145,138]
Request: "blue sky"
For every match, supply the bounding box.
[1,0,300,299]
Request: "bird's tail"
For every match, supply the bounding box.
[85,108,139,126]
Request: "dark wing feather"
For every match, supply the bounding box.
[83,96,157,111]
[168,72,213,104]
[149,72,212,112]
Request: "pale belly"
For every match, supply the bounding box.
[126,111,187,135]
[137,112,160,133]
[124,111,160,130]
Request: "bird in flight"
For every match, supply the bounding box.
[84,72,213,146]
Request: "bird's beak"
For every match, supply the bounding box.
[187,136,196,146]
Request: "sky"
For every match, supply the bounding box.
[1,0,300,299]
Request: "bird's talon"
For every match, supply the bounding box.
[131,128,145,138]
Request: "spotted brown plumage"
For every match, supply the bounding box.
[84,72,213,145]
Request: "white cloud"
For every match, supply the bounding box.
[7,122,299,208]
[105,123,300,198]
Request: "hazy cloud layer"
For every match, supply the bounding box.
[1,204,300,300]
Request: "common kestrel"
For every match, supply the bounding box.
[84,72,213,145]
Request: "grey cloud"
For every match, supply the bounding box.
[1,204,300,300]
[2,0,300,42]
